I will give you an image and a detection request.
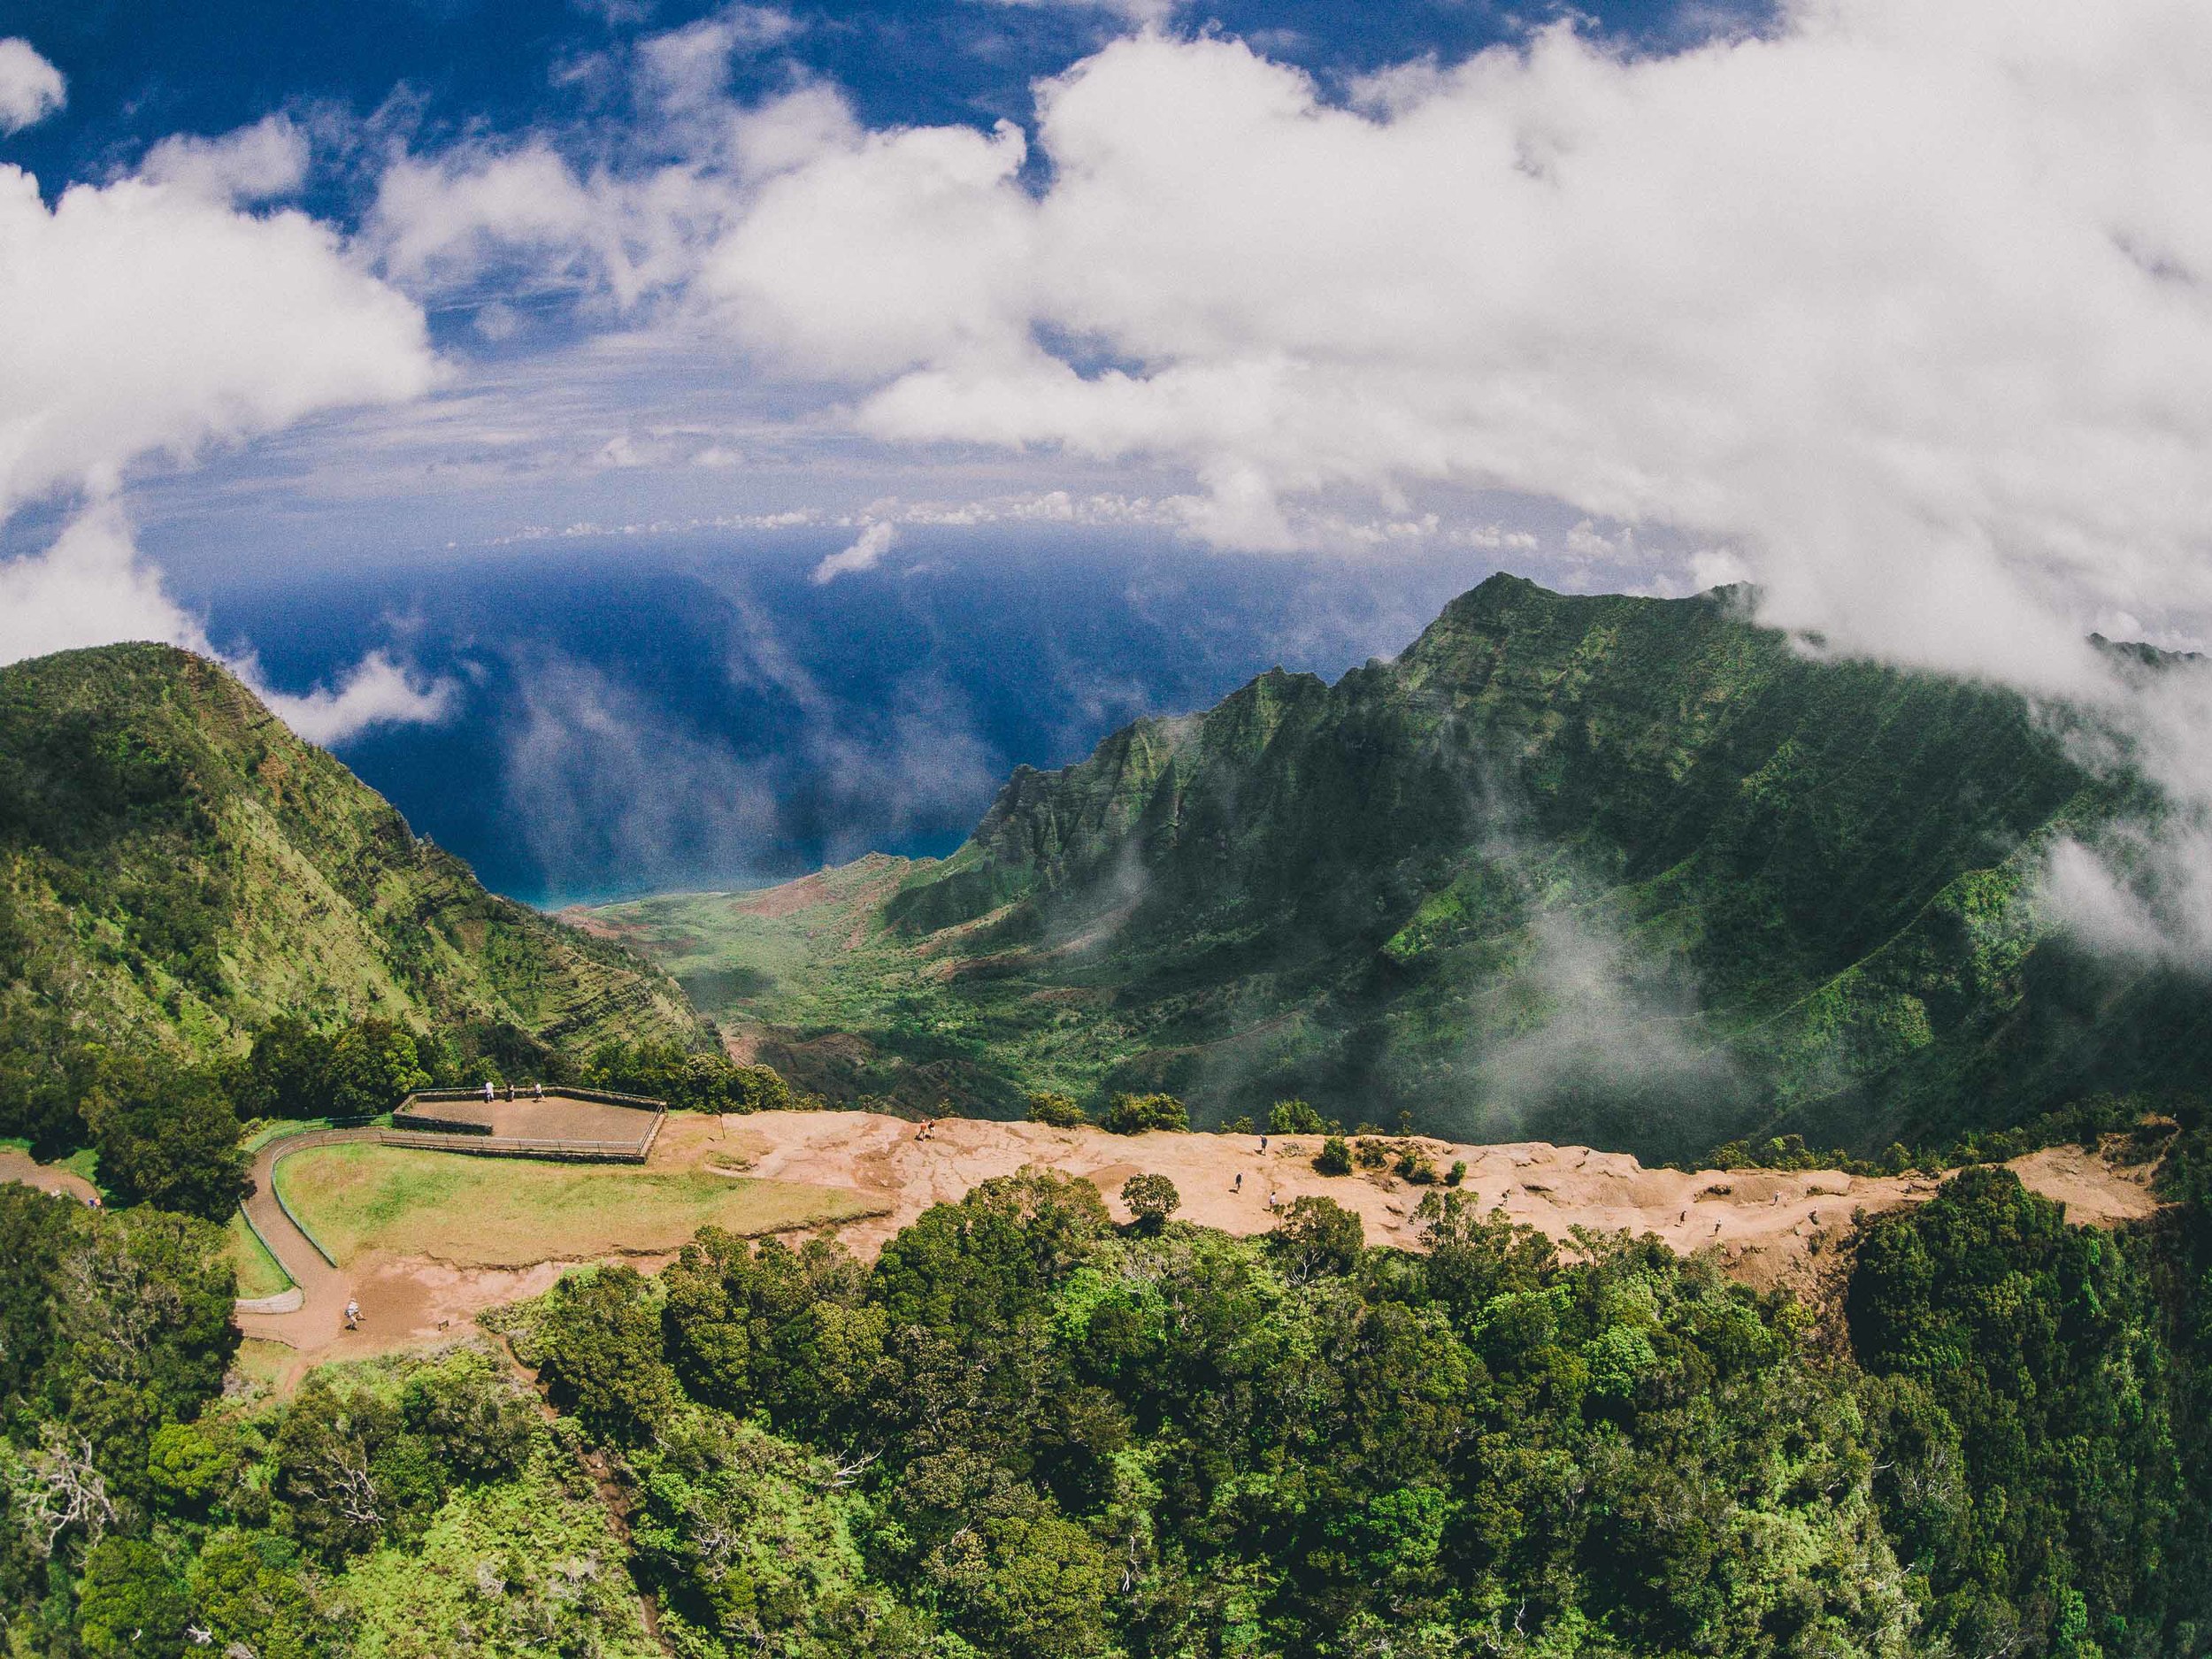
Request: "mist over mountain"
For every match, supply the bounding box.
[191,533,1517,904]
[592,574,2212,1159]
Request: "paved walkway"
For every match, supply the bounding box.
[232,1127,382,1351]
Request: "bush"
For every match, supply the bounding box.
[1120,1173,1180,1231]
[1269,1099,1327,1135]
[1395,1148,1440,1185]
[1354,1139,1390,1171]
[1027,1092,1088,1128]
[1098,1093,1188,1135]
[1315,1136,1353,1176]
[1445,1160,1467,1187]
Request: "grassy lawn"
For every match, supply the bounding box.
[227,1210,293,1298]
[274,1143,881,1268]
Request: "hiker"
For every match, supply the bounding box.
[1233,1171,1243,1193]
[344,1299,361,1331]
[505,1081,516,1102]
[1259,1134,1268,1154]
[533,1081,545,1100]
[481,1079,495,1102]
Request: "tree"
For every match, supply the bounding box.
[1027,1092,1088,1127]
[1097,1093,1187,1135]
[1314,1136,1353,1176]
[1269,1099,1326,1135]
[322,1018,429,1118]
[536,1264,680,1446]
[400,1349,535,1482]
[271,1380,400,1560]
[933,1505,1115,1658]
[236,1014,334,1120]
[1268,1194,1363,1283]
[1120,1173,1180,1232]
[188,1531,320,1659]
[82,1059,246,1220]
[76,1537,190,1659]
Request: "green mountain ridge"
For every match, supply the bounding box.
[591,573,2212,1157]
[0,642,710,1147]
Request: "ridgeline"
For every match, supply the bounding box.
[0,643,710,1151]
[592,574,2212,1159]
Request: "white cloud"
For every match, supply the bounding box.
[0,164,438,512]
[810,519,897,583]
[0,503,209,664]
[140,114,311,204]
[0,142,447,743]
[0,39,64,135]
[636,5,798,114]
[0,505,455,744]
[675,6,2212,695]
[255,650,457,744]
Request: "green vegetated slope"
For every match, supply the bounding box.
[591,574,2212,1158]
[0,644,708,1120]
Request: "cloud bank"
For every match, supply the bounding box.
[714,9,2212,692]
[379,0,2212,696]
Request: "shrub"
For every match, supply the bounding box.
[1445,1160,1467,1187]
[1395,1148,1440,1185]
[1269,1099,1326,1135]
[1315,1136,1353,1176]
[1098,1093,1189,1135]
[1354,1139,1390,1171]
[1028,1092,1088,1128]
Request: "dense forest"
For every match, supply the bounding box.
[5,1111,2208,1657]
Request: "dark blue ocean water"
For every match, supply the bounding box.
[183,530,1504,906]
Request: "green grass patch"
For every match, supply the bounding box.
[274,1143,882,1268]
[56,1146,101,1192]
[227,1209,293,1299]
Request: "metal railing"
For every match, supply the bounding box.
[378,1129,654,1164]
[399,1086,668,1111]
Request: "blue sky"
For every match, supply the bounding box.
[6,0,2212,903]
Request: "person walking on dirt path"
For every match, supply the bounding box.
[533,1081,544,1100]
[1234,1171,1243,1193]
[482,1079,495,1103]
[344,1299,361,1331]
[1259,1134,1268,1154]
[505,1081,516,1102]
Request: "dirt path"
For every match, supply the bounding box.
[697,1111,2169,1296]
[0,1148,98,1204]
[225,1110,2169,1383]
